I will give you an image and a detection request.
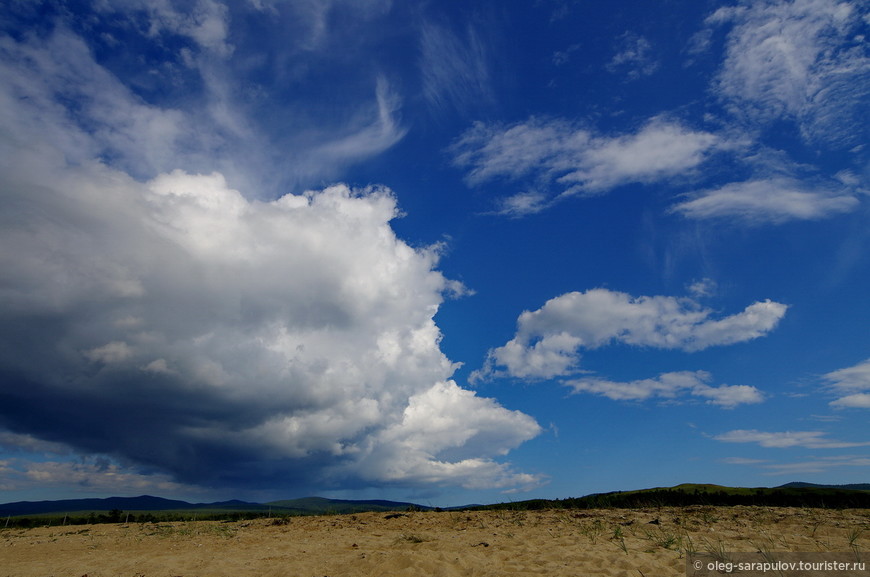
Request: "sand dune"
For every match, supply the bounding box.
[3,506,868,576]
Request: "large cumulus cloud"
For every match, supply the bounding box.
[0,118,540,495]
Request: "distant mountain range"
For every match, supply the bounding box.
[0,495,431,518]
[2,482,868,518]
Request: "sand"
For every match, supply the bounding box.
[2,506,868,576]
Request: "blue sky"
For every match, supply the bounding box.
[0,0,868,507]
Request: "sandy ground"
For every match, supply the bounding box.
[2,506,868,576]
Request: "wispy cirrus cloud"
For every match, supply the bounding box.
[723,454,870,475]
[450,116,726,215]
[419,21,493,115]
[714,429,870,449]
[0,4,409,196]
[761,456,870,475]
[717,427,870,476]
[452,0,868,223]
[567,370,763,408]
[302,76,408,168]
[474,288,787,380]
[668,0,869,226]
[670,176,859,223]
[706,0,869,149]
[107,0,236,57]
[824,358,870,408]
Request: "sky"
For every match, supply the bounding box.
[0,0,868,507]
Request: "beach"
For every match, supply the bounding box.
[2,506,868,576]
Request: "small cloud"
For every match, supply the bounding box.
[714,429,870,449]
[476,288,787,381]
[692,383,765,408]
[725,453,870,476]
[830,393,870,409]
[806,414,844,422]
[687,278,718,298]
[685,28,714,58]
[84,341,133,364]
[607,33,659,79]
[552,44,581,66]
[721,457,767,465]
[567,370,763,408]
[493,191,551,217]
[823,358,870,408]
[823,357,870,390]
[143,359,176,375]
[670,177,859,224]
[451,116,728,215]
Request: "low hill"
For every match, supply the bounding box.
[0,495,201,517]
[472,482,870,511]
[777,482,870,491]
[0,495,425,519]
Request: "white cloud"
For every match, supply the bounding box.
[567,370,764,408]
[0,155,539,492]
[823,357,870,390]
[823,358,870,408]
[714,429,870,449]
[450,116,726,209]
[671,177,859,223]
[494,191,551,217]
[360,381,543,489]
[476,289,788,380]
[566,118,721,193]
[830,394,870,408]
[0,28,188,179]
[691,383,765,407]
[708,0,869,148]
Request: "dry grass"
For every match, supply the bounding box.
[2,506,868,577]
